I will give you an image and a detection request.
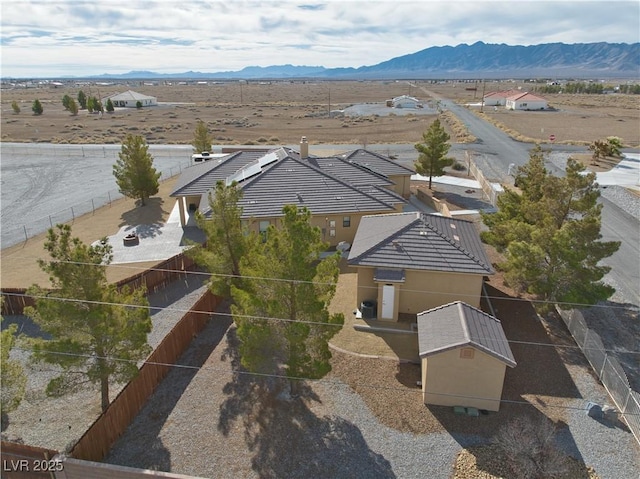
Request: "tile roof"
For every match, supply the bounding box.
[339,149,415,177]
[417,301,516,367]
[483,89,521,99]
[170,149,272,197]
[104,90,156,101]
[347,212,493,275]
[506,92,547,102]
[307,157,394,187]
[199,154,404,219]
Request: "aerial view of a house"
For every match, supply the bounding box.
[347,211,494,321]
[170,140,413,246]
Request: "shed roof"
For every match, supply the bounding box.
[417,301,516,367]
[347,212,493,275]
[506,92,547,102]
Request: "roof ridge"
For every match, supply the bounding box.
[342,148,415,174]
[421,215,493,273]
[171,151,240,196]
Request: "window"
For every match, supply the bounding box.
[343,216,351,228]
[259,220,270,241]
[329,229,336,237]
[329,220,336,228]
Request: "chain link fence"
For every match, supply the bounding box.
[1,143,194,248]
[557,308,640,445]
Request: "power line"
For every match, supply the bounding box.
[13,346,640,417]
[5,257,638,312]
[4,290,640,355]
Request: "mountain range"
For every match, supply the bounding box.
[97,41,639,80]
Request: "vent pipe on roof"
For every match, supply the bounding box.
[300,136,309,159]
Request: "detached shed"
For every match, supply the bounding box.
[417,301,516,412]
[392,95,421,109]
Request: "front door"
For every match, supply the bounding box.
[381,284,395,320]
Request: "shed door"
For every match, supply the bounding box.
[381,284,395,320]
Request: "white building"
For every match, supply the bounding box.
[505,92,548,111]
[392,95,422,109]
[103,90,157,108]
[482,89,521,106]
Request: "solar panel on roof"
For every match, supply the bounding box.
[226,160,262,185]
[258,151,279,168]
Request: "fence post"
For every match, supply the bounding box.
[108,192,112,206]
[49,215,53,229]
[600,353,608,379]
[92,199,95,214]
[23,225,28,243]
[71,207,75,221]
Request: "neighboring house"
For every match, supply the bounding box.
[347,212,493,321]
[482,89,521,106]
[505,92,548,110]
[392,95,422,109]
[417,301,516,411]
[170,143,410,246]
[103,90,158,108]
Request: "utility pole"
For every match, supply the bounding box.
[480,79,486,112]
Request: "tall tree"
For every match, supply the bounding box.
[24,225,152,412]
[481,146,620,311]
[11,100,20,114]
[231,205,344,397]
[62,94,72,110]
[1,315,27,416]
[32,99,43,115]
[414,118,454,189]
[77,90,87,109]
[192,120,213,154]
[105,98,115,113]
[113,134,161,206]
[68,98,79,116]
[188,181,252,298]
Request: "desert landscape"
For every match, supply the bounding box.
[2,80,638,147]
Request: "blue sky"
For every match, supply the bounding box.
[1,0,639,78]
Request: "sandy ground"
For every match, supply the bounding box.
[2,80,637,147]
[1,178,179,288]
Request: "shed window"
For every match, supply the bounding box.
[343,216,351,227]
[460,348,475,359]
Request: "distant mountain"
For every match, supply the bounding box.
[93,41,639,80]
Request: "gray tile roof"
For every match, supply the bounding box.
[339,149,415,176]
[347,212,494,275]
[308,157,394,187]
[417,301,516,367]
[199,155,404,219]
[171,150,271,197]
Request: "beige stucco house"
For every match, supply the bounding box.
[169,142,412,247]
[103,90,157,108]
[505,92,548,110]
[347,212,494,321]
[417,301,516,412]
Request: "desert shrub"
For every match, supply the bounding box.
[494,416,568,479]
[451,161,466,171]
[257,137,269,143]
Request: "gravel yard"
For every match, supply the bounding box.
[105,295,640,478]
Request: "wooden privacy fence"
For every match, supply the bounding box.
[70,290,220,463]
[0,441,59,479]
[0,253,197,316]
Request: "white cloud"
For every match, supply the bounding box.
[1,0,638,77]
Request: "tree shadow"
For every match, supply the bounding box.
[105,305,232,472]
[119,197,168,239]
[218,327,396,479]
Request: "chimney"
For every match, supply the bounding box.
[300,136,309,159]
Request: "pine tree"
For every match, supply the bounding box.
[414,118,454,189]
[32,99,43,115]
[192,120,213,153]
[481,146,620,311]
[68,98,79,116]
[77,90,87,109]
[1,315,27,415]
[62,94,72,110]
[188,181,252,298]
[231,205,344,397]
[24,225,152,412]
[105,98,115,113]
[113,134,161,206]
